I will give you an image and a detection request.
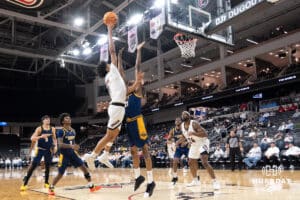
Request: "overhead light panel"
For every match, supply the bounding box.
[246,38,258,45]
[200,57,212,61]
[97,35,108,45]
[72,49,80,56]
[83,47,92,55]
[74,17,84,27]
[127,13,143,26]
[152,0,165,8]
[181,63,193,68]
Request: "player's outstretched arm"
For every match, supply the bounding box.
[117,47,126,80]
[108,24,117,66]
[135,41,145,74]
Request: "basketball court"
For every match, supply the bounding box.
[1,168,299,200]
[0,0,299,199]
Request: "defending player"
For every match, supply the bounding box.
[48,113,101,195]
[20,115,57,191]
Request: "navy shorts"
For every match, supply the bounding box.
[58,151,83,174]
[126,116,148,148]
[174,147,189,159]
[33,148,52,165]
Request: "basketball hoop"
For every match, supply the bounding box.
[174,33,197,59]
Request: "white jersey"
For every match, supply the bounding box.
[105,63,127,104]
[181,120,210,159]
[181,120,207,143]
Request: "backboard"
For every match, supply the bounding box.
[166,0,233,45]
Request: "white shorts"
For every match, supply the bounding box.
[167,148,175,159]
[107,105,125,130]
[188,138,210,159]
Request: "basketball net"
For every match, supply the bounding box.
[174,33,197,59]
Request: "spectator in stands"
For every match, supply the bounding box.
[286,120,294,132]
[5,158,11,169]
[121,152,132,168]
[278,105,286,113]
[260,134,272,151]
[236,126,243,138]
[280,143,300,170]
[274,131,285,150]
[226,130,243,171]
[240,111,247,123]
[0,158,4,168]
[248,129,257,139]
[263,142,280,166]
[258,115,267,126]
[243,143,262,169]
[284,132,294,144]
[292,108,300,118]
[278,122,286,132]
[212,144,225,162]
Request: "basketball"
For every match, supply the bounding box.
[103,11,118,26]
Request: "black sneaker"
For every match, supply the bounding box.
[171,177,178,185]
[134,176,145,191]
[145,182,156,197]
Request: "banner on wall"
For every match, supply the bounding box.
[128,25,138,53]
[100,43,109,62]
[150,9,165,39]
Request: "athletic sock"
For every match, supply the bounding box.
[134,168,141,179]
[147,171,153,183]
[193,177,198,182]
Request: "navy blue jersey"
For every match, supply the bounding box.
[172,126,188,148]
[56,128,76,154]
[125,93,142,118]
[172,127,183,143]
[37,126,53,150]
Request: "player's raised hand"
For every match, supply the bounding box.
[137,41,145,51]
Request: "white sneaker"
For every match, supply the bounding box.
[186,180,200,187]
[212,180,221,190]
[98,152,114,168]
[183,168,188,173]
[84,154,96,170]
[289,165,295,170]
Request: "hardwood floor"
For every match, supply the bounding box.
[0,167,299,199]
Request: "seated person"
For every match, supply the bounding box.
[263,142,280,166]
[280,143,300,169]
[243,143,262,169]
[292,108,300,118]
[212,144,225,162]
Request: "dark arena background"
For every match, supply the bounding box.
[0,0,300,199]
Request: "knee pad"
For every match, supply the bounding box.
[84,173,91,180]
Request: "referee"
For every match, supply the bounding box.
[226,130,243,171]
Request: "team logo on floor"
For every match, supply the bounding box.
[176,192,214,199]
[5,0,44,9]
[64,182,134,190]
